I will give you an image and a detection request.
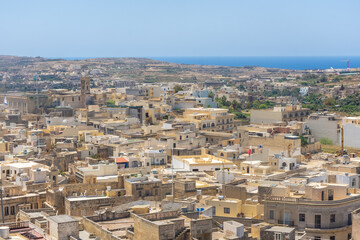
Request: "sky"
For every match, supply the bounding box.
[0,0,359,58]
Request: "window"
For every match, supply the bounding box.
[314,237,321,240]
[4,207,9,216]
[315,215,321,228]
[299,213,305,222]
[275,233,282,240]
[224,208,230,214]
[328,189,334,200]
[330,236,335,240]
[348,214,352,225]
[118,192,121,197]
[330,214,336,223]
[10,206,15,215]
[348,233,352,240]
[138,191,142,197]
[269,210,275,220]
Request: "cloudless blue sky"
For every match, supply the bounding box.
[0,0,359,57]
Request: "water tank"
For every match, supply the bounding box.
[0,226,9,239]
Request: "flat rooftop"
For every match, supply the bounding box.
[47,215,77,223]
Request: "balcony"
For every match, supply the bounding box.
[305,225,351,234]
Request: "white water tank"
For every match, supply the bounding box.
[0,226,9,239]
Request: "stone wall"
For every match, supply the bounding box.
[213,216,263,227]
[132,213,160,240]
[87,211,130,222]
[190,218,212,239]
[82,216,121,240]
[301,142,321,154]
[224,184,247,202]
[352,208,360,240]
[65,195,133,216]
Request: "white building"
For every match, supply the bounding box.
[342,117,360,148]
[172,155,237,172]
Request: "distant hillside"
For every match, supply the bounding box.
[0,55,299,92]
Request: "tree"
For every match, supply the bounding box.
[208,91,214,99]
[216,96,231,108]
[106,100,115,106]
[300,136,308,146]
[174,85,183,93]
[252,100,260,109]
[231,100,241,111]
[324,97,335,106]
[238,85,245,91]
[319,74,328,82]
[234,112,247,119]
[259,104,267,109]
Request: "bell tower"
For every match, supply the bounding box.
[49,159,59,187]
[80,76,90,107]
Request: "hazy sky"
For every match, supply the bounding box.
[1,0,359,57]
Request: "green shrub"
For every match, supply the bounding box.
[320,138,333,145]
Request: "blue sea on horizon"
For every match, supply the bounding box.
[150,56,360,70]
[61,56,360,70]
